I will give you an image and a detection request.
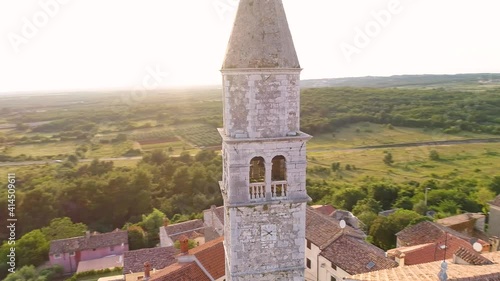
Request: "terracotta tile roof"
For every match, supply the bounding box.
[49,229,128,255]
[162,219,205,242]
[396,221,489,248]
[320,235,398,275]
[149,262,210,281]
[306,206,363,249]
[390,233,486,266]
[123,246,177,274]
[190,237,225,279]
[351,252,500,281]
[148,237,225,281]
[491,195,500,208]
[437,213,485,227]
[312,205,336,216]
[454,247,493,265]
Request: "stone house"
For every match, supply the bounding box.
[49,229,128,273]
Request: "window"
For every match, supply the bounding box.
[331,276,337,281]
[69,252,75,257]
[307,240,311,249]
[271,156,286,181]
[249,157,265,183]
[110,246,115,252]
[271,156,287,197]
[249,157,266,200]
[54,254,61,259]
[306,258,311,269]
[331,262,337,270]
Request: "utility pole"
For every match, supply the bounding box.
[425,187,431,206]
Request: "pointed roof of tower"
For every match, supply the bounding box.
[222,0,300,69]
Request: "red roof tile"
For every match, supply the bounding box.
[390,233,488,266]
[149,262,210,281]
[320,235,398,275]
[123,246,177,273]
[49,229,128,255]
[190,237,225,279]
[351,252,500,281]
[396,221,489,248]
[306,207,363,249]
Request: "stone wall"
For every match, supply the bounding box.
[222,70,301,139]
[224,203,306,281]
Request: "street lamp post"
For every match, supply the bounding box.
[425,188,431,206]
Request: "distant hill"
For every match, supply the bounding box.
[301,73,500,89]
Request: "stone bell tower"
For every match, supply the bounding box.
[219,0,311,280]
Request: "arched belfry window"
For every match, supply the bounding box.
[271,156,286,181]
[249,157,265,200]
[271,156,287,198]
[250,157,265,183]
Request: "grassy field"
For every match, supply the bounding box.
[5,141,80,157]
[309,122,499,150]
[86,141,135,158]
[307,141,500,184]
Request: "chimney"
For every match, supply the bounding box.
[396,251,405,267]
[179,235,189,255]
[163,218,169,227]
[85,231,90,239]
[144,262,151,281]
[490,236,499,252]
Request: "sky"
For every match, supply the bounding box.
[0,0,500,93]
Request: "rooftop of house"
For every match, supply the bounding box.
[305,206,364,249]
[311,204,336,216]
[320,234,398,275]
[162,219,205,241]
[437,213,485,227]
[123,246,177,274]
[454,247,493,266]
[189,236,225,279]
[396,221,489,248]
[388,233,487,266]
[149,262,211,281]
[350,251,500,281]
[222,0,300,69]
[491,195,500,208]
[204,205,225,224]
[49,229,128,255]
[149,237,225,281]
[77,255,123,273]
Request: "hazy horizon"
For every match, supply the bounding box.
[1,0,500,93]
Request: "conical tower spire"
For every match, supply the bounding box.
[222,0,300,69]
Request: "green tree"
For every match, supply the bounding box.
[139,209,166,247]
[127,226,147,250]
[429,150,440,161]
[331,188,366,211]
[331,162,341,172]
[490,176,500,194]
[369,210,426,250]
[352,198,382,216]
[4,265,45,281]
[383,152,394,165]
[365,182,399,210]
[0,230,50,269]
[41,217,88,241]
